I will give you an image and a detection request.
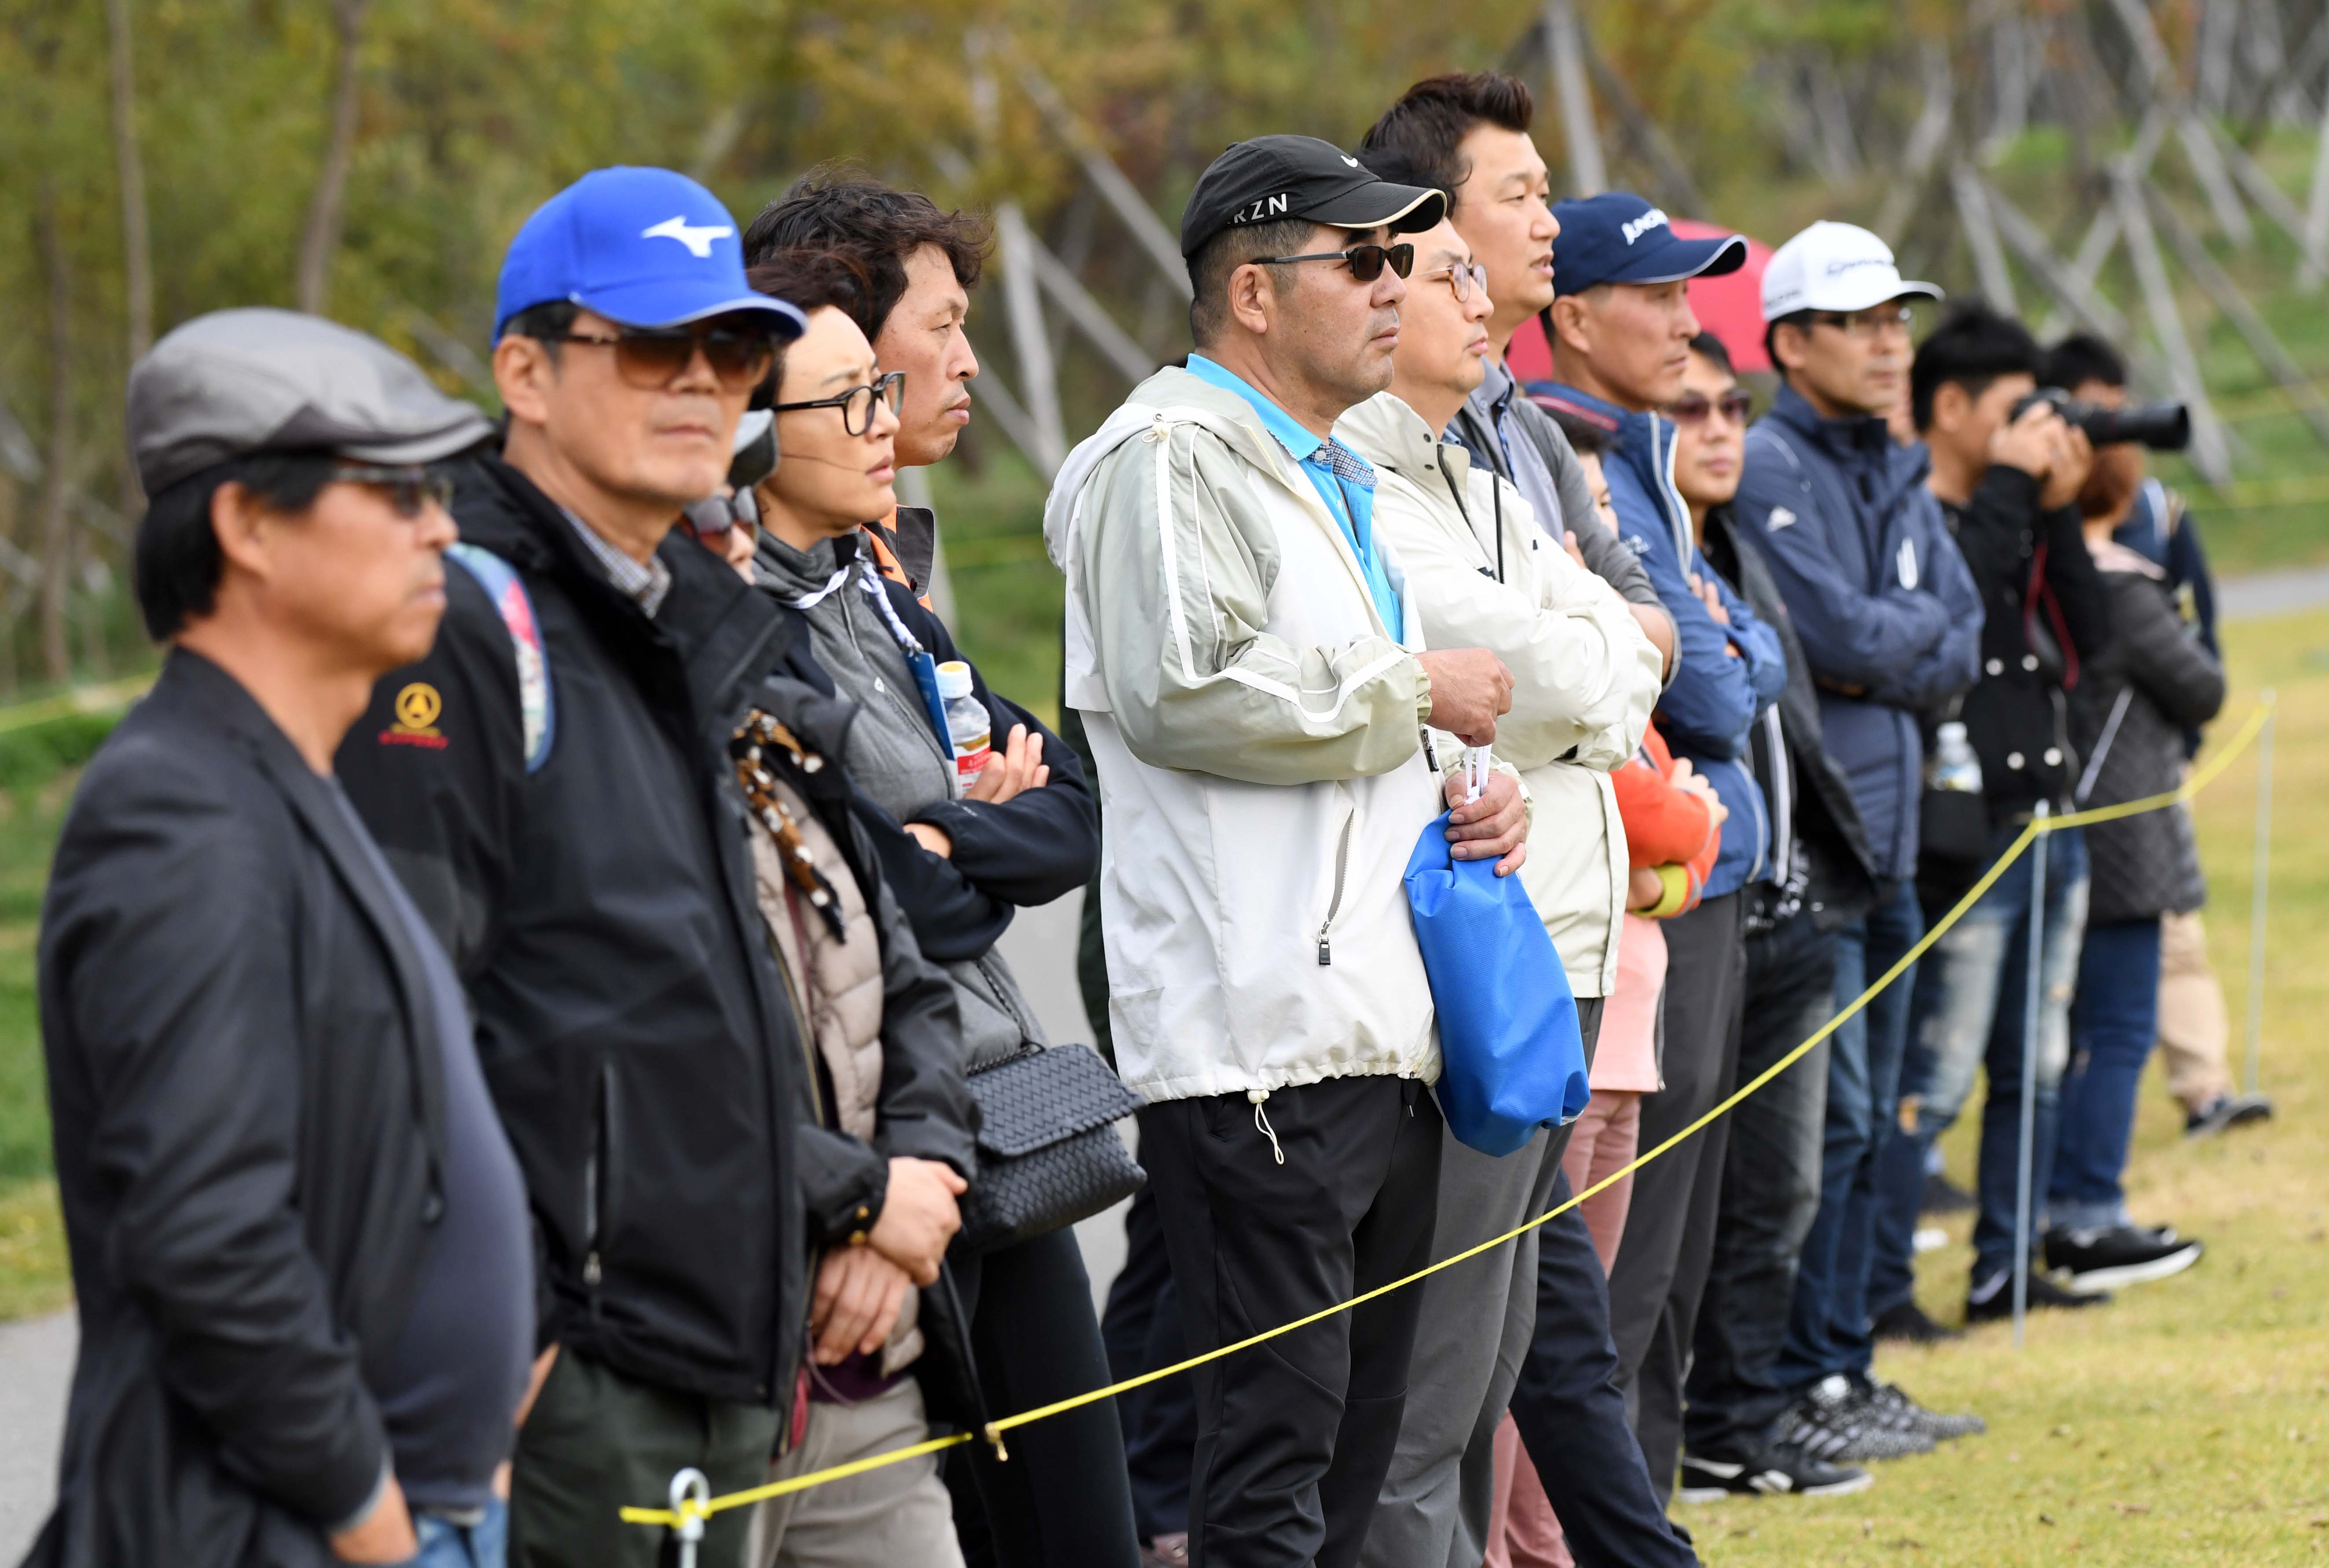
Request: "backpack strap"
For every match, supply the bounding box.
[445,542,555,773]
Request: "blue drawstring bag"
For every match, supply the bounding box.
[1403,811,1590,1156]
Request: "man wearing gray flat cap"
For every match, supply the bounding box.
[29,307,535,1568]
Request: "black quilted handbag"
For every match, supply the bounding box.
[957,1044,1146,1253]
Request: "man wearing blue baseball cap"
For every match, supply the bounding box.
[1528,189,1789,1504]
[336,167,977,1568]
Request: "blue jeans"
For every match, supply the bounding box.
[2050,916,2165,1233]
[1874,825,2089,1302]
[408,1499,507,1568]
[1775,879,1921,1392]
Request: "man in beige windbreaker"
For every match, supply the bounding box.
[1043,136,1527,1568]
[1334,196,1664,1566]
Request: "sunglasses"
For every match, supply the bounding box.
[1666,389,1753,426]
[1805,305,1915,340]
[771,370,906,437]
[330,464,456,517]
[543,320,776,393]
[1249,242,1416,283]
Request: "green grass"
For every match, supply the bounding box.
[1691,608,2329,1565]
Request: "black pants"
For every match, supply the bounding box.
[1100,1179,1198,1544]
[1683,905,1838,1456]
[1504,1168,1699,1568]
[1607,890,1747,1504]
[946,1226,1142,1568]
[1140,1074,1443,1568]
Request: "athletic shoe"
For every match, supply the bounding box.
[1964,1266,2109,1322]
[1796,1374,1934,1461]
[1920,1170,1978,1215]
[1141,1533,1190,1567]
[1677,1436,1874,1501]
[2043,1225,2204,1295]
[1871,1298,1962,1344]
[1859,1376,1986,1441]
[2185,1091,2273,1138]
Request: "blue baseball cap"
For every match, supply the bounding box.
[1549,192,1747,297]
[494,166,808,341]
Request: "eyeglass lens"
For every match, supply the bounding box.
[609,327,773,392]
[1346,243,1417,283]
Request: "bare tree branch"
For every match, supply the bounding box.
[294,0,375,315]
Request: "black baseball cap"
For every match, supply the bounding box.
[1179,135,1447,259]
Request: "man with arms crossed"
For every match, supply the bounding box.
[1333,195,1695,1568]
[336,168,973,1568]
[1044,136,1524,1568]
[34,313,527,1568]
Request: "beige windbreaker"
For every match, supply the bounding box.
[1336,391,1661,997]
[1043,366,1444,1104]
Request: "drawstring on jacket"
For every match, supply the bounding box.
[1247,1088,1284,1165]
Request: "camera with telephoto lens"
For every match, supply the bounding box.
[2008,386,2191,451]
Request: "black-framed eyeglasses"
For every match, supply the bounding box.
[1248,242,1416,283]
[1667,389,1753,426]
[541,319,776,392]
[771,370,905,436]
[329,463,456,518]
[1805,304,1914,340]
[1416,262,1488,302]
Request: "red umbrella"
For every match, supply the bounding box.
[1503,218,1775,380]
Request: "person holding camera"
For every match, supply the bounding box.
[1868,302,2113,1334]
[2046,334,2272,1142]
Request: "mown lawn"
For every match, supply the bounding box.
[1692,608,2329,1566]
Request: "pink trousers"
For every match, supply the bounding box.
[1484,1090,1641,1568]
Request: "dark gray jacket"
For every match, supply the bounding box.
[755,529,1099,1069]
[2073,541,2226,925]
[32,652,451,1567]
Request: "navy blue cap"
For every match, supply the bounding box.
[1549,193,1746,297]
[495,167,808,340]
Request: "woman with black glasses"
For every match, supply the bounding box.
[742,252,1133,1568]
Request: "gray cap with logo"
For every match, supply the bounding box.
[129,308,495,496]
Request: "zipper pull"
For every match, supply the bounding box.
[1317,936,1332,966]
[584,1252,602,1288]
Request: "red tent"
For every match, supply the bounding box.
[1504,218,1776,381]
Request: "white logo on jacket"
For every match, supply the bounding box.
[1896,535,1919,589]
[1767,506,1796,530]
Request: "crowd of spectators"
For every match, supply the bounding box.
[24,65,2261,1568]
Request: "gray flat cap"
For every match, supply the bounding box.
[129,308,495,495]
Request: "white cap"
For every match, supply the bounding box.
[934,659,975,699]
[1760,220,1942,321]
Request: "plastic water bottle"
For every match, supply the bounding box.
[936,660,990,793]
[1927,720,1983,795]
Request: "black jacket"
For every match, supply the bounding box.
[335,455,879,1410]
[1936,465,2114,831]
[2073,543,2226,925]
[1703,505,1881,930]
[31,653,449,1567]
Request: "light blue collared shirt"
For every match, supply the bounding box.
[1185,354,1402,640]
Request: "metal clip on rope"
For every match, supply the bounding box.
[669,1468,710,1568]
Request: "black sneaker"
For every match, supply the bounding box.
[1965,1266,2110,1321]
[1920,1170,1977,1215]
[2043,1225,2204,1295]
[1858,1376,1986,1441]
[1871,1298,1962,1344]
[2185,1091,2273,1138]
[1797,1374,1934,1461]
[1677,1436,1874,1501]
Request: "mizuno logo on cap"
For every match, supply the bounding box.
[1621,208,1671,245]
[640,216,733,258]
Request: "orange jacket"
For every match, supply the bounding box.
[1610,724,1721,917]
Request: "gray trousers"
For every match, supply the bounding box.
[748,1377,965,1568]
[1358,998,1605,1568]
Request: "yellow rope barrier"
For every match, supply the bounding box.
[620,697,2274,1533]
